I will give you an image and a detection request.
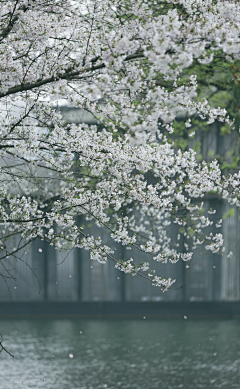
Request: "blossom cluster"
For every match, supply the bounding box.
[0,0,240,291]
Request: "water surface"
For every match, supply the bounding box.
[0,319,239,388]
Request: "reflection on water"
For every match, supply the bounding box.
[0,318,240,388]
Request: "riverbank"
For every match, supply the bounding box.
[0,301,240,319]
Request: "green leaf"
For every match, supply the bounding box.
[223,208,235,220]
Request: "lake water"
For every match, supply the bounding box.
[0,318,239,389]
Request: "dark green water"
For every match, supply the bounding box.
[0,319,240,388]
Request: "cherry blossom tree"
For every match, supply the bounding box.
[0,0,240,296]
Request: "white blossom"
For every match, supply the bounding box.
[0,0,239,292]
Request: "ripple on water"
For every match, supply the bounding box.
[0,319,240,389]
